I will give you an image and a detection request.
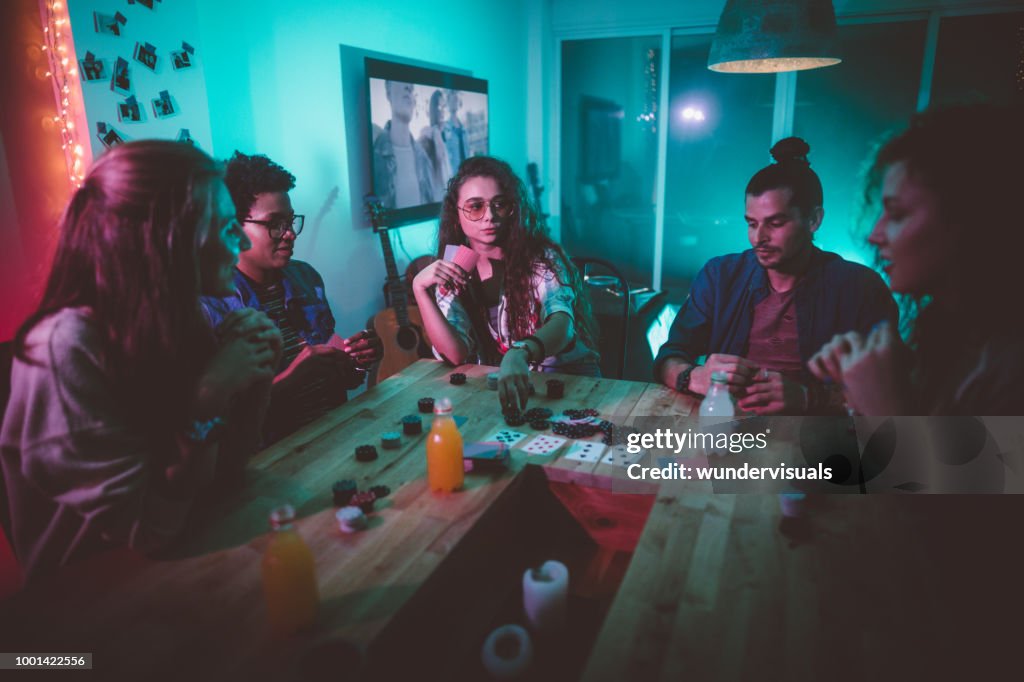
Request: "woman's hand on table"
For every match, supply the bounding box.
[498,348,531,411]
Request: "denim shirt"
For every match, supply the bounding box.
[200,260,336,351]
[654,248,898,385]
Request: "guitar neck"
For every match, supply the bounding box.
[378,229,412,326]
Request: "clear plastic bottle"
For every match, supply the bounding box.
[427,397,464,492]
[699,371,735,418]
[261,505,319,636]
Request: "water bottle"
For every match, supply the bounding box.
[699,371,734,456]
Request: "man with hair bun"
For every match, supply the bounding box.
[656,137,897,415]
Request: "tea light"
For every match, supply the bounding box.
[522,560,568,634]
[481,624,532,679]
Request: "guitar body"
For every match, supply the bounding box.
[369,304,426,382]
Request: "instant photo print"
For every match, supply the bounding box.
[133,42,158,72]
[152,90,177,118]
[171,51,192,70]
[93,11,126,36]
[117,97,142,123]
[79,52,106,82]
[96,122,125,149]
[176,128,195,146]
[111,57,131,97]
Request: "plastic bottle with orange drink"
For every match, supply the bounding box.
[261,504,319,636]
[426,397,464,492]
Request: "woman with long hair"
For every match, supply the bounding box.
[1,141,281,580]
[412,156,600,410]
[809,103,1024,414]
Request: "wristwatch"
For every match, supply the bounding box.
[675,365,699,396]
[509,340,534,363]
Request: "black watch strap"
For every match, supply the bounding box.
[675,365,698,396]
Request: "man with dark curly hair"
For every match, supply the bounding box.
[201,151,382,443]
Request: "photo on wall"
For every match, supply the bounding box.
[152,90,178,118]
[93,11,126,36]
[133,42,158,72]
[171,50,192,70]
[365,57,488,226]
[80,52,106,82]
[117,97,142,123]
[96,122,126,149]
[110,57,131,97]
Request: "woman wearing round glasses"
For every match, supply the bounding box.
[412,156,600,410]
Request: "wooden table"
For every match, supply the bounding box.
[2,360,1022,680]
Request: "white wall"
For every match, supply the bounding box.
[67,0,213,156]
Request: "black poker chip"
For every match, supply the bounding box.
[332,479,357,506]
[552,421,599,439]
[449,372,467,385]
[563,408,599,420]
[355,445,378,462]
[546,379,564,398]
[504,411,526,427]
[401,415,422,435]
[525,407,553,421]
[418,397,435,414]
[529,419,550,430]
[369,484,391,499]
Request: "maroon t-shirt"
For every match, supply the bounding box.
[745,287,804,380]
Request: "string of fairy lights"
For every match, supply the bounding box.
[40,0,86,187]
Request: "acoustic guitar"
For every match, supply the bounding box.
[365,197,428,382]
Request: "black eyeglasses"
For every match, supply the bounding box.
[457,199,513,222]
[243,214,305,240]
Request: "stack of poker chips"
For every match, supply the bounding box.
[503,408,526,427]
[355,445,379,462]
[546,379,564,398]
[550,409,616,440]
[525,407,553,430]
[349,490,377,513]
[401,415,422,435]
[381,431,401,449]
[449,372,467,385]
[332,479,357,506]
[487,373,500,390]
[418,397,435,414]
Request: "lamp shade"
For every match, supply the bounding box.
[708,0,841,73]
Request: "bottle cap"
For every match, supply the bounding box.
[710,370,728,384]
[434,396,453,415]
[268,504,296,530]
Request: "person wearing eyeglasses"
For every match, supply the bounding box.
[412,156,600,411]
[201,152,382,443]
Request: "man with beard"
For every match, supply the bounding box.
[655,138,896,415]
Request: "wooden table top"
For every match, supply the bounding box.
[3,360,1021,680]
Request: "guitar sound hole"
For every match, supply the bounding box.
[397,326,419,351]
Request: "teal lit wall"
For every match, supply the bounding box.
[193,0,533,341]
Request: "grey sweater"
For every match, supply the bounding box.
[1,309,205,581]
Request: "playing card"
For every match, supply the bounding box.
[523,435,567,456]
[464,442,508,459]
[564,441,607,463]
[602,444,645,467]
[444,244,479,273]
[485,429,527,446]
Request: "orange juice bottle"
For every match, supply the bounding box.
[261,505,319,636]
[426,397,464,492]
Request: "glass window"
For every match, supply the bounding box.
[560,36,662,285]
[793,20,927,265]
[662,33,776,289]
[931,12,1024,107]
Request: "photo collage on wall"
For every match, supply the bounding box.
[87,2,194,150]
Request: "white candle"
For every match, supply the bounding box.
[522,560,568,634]
[481,624,533,679]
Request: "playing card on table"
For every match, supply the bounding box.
[602,444,645,467]
[563,441,607,463]
[522,435,567,456]
[485,429,527,447]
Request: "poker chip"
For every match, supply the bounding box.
[504,411,526,427]
[355,445,379,462]
[332,479,357,506]
[350,491,377,513]
[336,506,367,533]
[563,408,599,420]
[418,397,435,414]
[525,407,553,421]
[401,415,422,435]
[546,379,564,398]
[529,420,550,430]
[449,372,467,385]
[369,484,391,499]
[486,372,500,390]
[381,431,401,449]
[552,421,599,439]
